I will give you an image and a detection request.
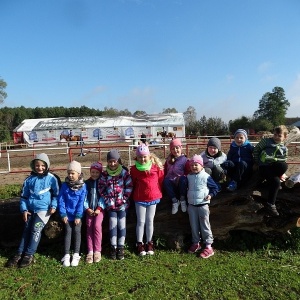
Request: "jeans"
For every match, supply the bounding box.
[222,160,252,185]
[163,176,188,202]
[17,212,47,256]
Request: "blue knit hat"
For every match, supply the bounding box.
[234,129,248,140]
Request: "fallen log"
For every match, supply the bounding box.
[1,180,299,250]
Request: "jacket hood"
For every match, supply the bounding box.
[30,153,50,173]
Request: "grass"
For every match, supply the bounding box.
[0,184,22,199]
[0,240,300,300]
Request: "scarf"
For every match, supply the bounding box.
[135,160,152,171]
[65,174,85,191]
[106,164,123,176]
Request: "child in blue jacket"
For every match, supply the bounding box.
[222,129,254,191]
[58,161,86,267]
[6,153,60,268]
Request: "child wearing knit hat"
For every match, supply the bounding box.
[200,137,227,190]
[58,160,86,267]
[84,162,105,263]
[130,144,164,256]
[98,149,133,260]
[222,129,254,192]
[163,138,190,214]
[181,154,219,258]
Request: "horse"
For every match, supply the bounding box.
[156,131,176,139]
[60,134,81,142]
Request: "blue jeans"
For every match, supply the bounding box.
[163,176,188,202]
[17,213,47,256]
[222,160,252,185]
[108,210,127,247]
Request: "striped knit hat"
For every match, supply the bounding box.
[234,129,248,140]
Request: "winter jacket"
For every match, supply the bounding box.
[253,137,288,166]
[58,183,86,221]
[84,178,106,211]
[226,140,254,164]
[164,154,189,182]
[200,150,227,169]
[98,168,133,211]
[187,169,219,206]
[130,163,164,202]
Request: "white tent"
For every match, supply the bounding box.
[13,113,185,144]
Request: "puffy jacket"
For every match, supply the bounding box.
[84,178,106,211]
[187,170,219,206]
[227,140,254,164]
[200,150,227,169]
[164,154,189,181]
[130,163,164,202]
[58,183,86,221]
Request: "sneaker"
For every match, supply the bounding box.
[266,203,279,216]
[110,246,117,260]
[171,201,179,214]
[199,247,214,259]
[86,253,93,264]
[136,242,146,256]
[61,254,71,267]
[188,243,201,254]
[71,253,81,267]
[6,254,22,268]
[227,180,237,192]
[117,248,125,260]
[180,200,187,212]
[19,255,34,268]
[94,252,101,263]
[146,241,154,255]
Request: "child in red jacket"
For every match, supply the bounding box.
[130,144,164,256]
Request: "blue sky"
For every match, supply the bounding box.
[1,0,300,122]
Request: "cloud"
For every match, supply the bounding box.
[257,61,272,73]
[286,74,300,117]
[80,85,107,102]
[226,74,234,83]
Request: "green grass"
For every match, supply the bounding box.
[0,244,299,300]
[0,184,21,199]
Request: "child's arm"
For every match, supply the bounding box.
[206,177,219,198]
[49,175,60,214]
[57,184,67,221]
[74,185,86,222]
[123,172,133,204]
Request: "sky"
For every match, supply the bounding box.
[1,0,300,123]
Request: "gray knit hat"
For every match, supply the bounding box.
[234,129,248,140]
[207,137,221,151]
[67,160,82,174]
[107,149,120,161]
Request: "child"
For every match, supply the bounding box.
[5,153,59,268]
[130,144,164,256]
[84,162,105,263]
[253,125,288,216]
[222,129,254,191]
[98,149,133,260]
[200,137,227,189]
[163,138,190,214]
[183,155,219,258]
[58,161,86,267]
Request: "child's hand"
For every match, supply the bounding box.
[48,208,56,215]
[74,218,81,225]
[62,216,68,224]
[87,208,94,216]
[94,209,100,215]
[23,211,31,222]
[205,195,211,201]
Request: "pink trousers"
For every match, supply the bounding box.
[86,211,104,252]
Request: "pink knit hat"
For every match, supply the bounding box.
[90,162,102,172]
[136,144,150,156]
[169,139,182,150]
[190,155,203,166]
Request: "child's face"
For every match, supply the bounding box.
[273,132,286,144]
[137,154,150,164]
[90,169,101,180]
[68,170,80,181]
[207,146,219,156]
[108,159,119,171]
[234,133,246,146]
[171,146,182,157]
[34,160,46,174]
[190,162,202,173]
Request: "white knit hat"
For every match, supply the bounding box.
[67,160,82,174]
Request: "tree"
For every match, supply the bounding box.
[162,108,178,113]
[183,106,197,127]
[133,110,146,117]
[253,87,290,126]
[228,116,251,134]
[0,77,7,104]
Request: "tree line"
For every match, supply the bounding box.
[0,77,295,142]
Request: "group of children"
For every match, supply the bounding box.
[6,125,289,267]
